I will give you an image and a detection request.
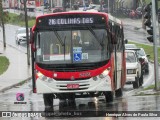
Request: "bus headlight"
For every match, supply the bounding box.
[37,72,43,78]
[99,67,110,79]
[37,71,47,81]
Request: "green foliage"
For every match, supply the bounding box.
[144,84,155,90]
[145,0,151,4]
[0,11,10,26]
[0,56,9,75]
[7,13,36,27]
[3,11,10,23]
[145,0,160,7]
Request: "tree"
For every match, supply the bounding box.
[0,0,10,48]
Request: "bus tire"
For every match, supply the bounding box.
[115,88,123,97]
[68,93,75,101]
[104,91,113,103]
[43,94,54,111]
[58,93,67,101]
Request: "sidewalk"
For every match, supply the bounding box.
[0,42,31,92]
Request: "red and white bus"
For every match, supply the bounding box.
[30,11,126,109]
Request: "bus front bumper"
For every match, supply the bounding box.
[36,76,112,93]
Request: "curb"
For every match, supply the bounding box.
[0,41,27,54]
[0,77,32,93]
[133,89,160,96]
[149,60,160,66]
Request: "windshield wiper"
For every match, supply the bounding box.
[53,31,64,46]
[64,36,66,60]
[88,27,103,47]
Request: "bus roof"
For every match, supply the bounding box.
[34,11,122,30]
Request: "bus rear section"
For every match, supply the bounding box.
[30,12,126,109]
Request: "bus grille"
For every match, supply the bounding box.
[55,79,90,91]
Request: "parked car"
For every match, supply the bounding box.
[15,28,29,45]
[137,48,150,74]
[35,5,50,12]
[87,4,100,12]
[125,44,149,74]
[125,50,143,88]
[52,6,64,12]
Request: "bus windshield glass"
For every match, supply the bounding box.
[35,28,110,64]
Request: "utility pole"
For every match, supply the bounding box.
[108,0,109,14]
[0,0,6,48]
[21,0,30,65]
[144,1,159,90]
[142,1,146,29]
[152,0,160,90]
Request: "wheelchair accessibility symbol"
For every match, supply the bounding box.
[73,53,82,61]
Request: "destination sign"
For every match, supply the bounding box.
[36,14,106,28]
[48,18,93,25]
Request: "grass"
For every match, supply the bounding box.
[128,41,160,63]
[144,82,160,90]
[0,56,9,75]
[7,13,36,27]
[134,82,160,96]
[144,84,155,90]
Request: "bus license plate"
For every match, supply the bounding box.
[67,84,79,89]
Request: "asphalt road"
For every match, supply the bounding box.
[0,73,160,120]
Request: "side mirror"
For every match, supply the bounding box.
[111,33,117,44]
[124,39,128,44]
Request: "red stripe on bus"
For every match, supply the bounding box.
[35,60,111,80]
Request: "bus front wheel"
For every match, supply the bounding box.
[43,94,54,111]
[104,91,113,103]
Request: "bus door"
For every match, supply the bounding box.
[112,23,122,89]
[115,25,123,89]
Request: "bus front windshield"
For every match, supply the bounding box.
[35,29,110,64]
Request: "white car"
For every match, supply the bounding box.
[125,50,143,88]
[15,28,29,45]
